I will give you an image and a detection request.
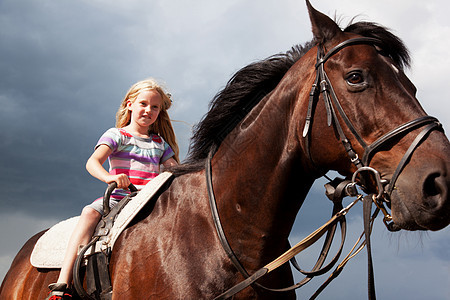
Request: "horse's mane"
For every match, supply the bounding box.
[171,21,410,176]
[170,43,312,175]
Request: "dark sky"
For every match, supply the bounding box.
[0,1,449,299]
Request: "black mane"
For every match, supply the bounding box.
[344,21,410,69]
[171,22,410,176]
[170,43,312,175]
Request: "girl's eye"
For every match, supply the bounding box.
[346,72,364,85]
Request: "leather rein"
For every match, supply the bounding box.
[208,37,443,299]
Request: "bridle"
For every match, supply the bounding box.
[303,37,443,230]
[303,38,442,299]
[208,37,443,299]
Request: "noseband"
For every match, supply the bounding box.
[303,37,443,230]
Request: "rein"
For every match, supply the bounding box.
[207,149,378,299]
[209,37,443,299]
[207,148,362,299]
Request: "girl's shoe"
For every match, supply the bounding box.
[44,283,72,300]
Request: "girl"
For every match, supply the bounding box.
[46,78,179,299]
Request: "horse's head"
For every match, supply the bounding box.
[301,1,450,231]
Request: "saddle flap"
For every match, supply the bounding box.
[30,172,174,269]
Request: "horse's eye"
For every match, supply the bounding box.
[346,72,364,85]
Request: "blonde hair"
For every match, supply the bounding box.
[116,78,180,162]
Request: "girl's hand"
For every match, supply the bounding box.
[105,174,131,189]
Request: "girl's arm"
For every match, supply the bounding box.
[86,144,131,189]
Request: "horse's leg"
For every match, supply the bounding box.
[0,231,60,299]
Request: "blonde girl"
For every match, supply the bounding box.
[46,78,179,299]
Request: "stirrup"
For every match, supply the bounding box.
[45,283,72,300]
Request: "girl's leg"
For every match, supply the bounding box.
[56,207,101,285]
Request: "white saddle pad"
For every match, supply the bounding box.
[30,172,173,268]
[30,216,79,269]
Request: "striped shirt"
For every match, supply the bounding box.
[96,128,174,201]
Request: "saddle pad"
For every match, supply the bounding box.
[30,172,174,269]
[30,216,79,268]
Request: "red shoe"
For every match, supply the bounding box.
[44,283,72,300]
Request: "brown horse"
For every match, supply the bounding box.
[1,1,449,299]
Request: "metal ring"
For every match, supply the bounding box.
[351,167,385,200]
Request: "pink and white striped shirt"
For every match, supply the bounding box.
[96,128,174,201]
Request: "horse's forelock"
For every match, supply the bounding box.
[343,21,411,70]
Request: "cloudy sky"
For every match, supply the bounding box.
[0,0,449,299]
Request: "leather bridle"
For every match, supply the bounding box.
[208,38,444,299]
[303,37,443,230]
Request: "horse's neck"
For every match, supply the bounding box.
[211,90,315,261]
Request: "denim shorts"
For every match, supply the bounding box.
[85,197,120,216]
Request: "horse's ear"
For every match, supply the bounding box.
[306,0,343,45]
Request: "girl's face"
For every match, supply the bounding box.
[127,90,162,129]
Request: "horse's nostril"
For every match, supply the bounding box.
[424,173,440,197]
[423,173,448,209]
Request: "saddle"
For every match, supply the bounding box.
[30,172,175,300]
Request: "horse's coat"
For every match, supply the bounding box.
[1,1,449,299]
